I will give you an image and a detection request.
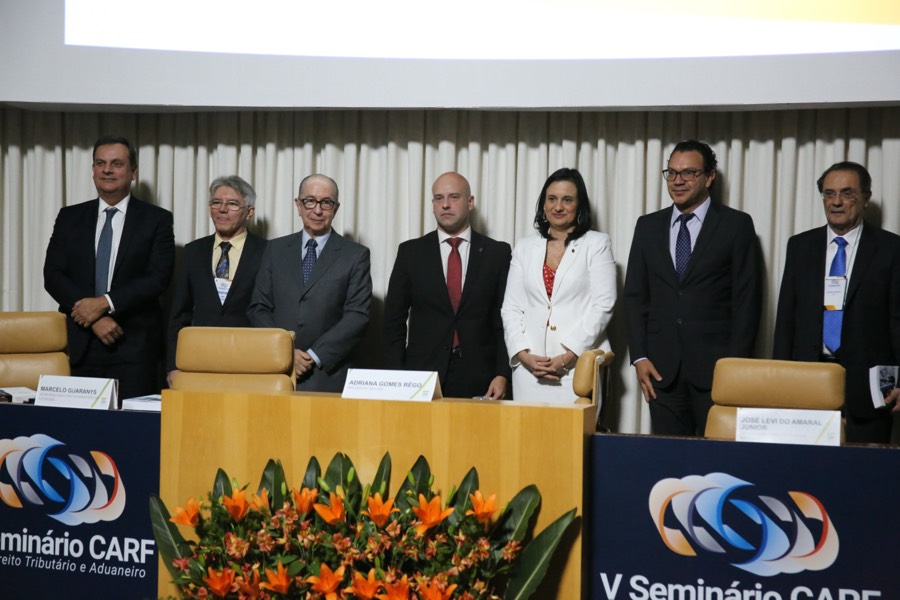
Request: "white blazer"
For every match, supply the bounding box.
[502,230,617,403]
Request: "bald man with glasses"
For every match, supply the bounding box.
[624,139,762,436]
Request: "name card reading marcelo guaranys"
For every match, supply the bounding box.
[35,374,119,410]
[735,408,841,446]
[342,369,442,401]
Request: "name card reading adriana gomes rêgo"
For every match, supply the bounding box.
[342,369,442,401]
[735,408,841,446]
[35,375,119,410]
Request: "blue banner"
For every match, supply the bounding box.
[589,434,899,600]
[0,404,159,599]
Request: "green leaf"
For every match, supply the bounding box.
[448,467,479,526]
[302,456,321,491]
[503,508,577,600]
[149,496,193,582]
[322,452,345,493]
[257,459,287,510]
[212,468,232,499]
[490,485,540,546]
[370,453,392,499]
[394,455,431,511]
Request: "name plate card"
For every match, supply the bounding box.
[35,375,119,410]
[342,369,442,401]
[735,408,841,446]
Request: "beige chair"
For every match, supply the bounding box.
[170,327,296,393]
[706,357,845,441]
[0,311,70,389]
[573,349,615,430]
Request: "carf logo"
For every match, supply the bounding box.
[0,433,126,526]
[649,472,838,577]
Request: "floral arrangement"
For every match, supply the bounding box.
[150,452,575,600]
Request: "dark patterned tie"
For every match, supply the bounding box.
[95,207,118,296]
[823,237,848,353]
[302,238,318,285]
[215,241,232,279]
[447,238,463,348]
[674,213,694,282]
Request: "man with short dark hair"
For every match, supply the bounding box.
[383,172,511,398]
[624,140,762,436]
[248,174,372,392]
[44,135,175,398]
[166,175,267,385]
[773,161,900,443]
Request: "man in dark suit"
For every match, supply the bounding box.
[773,162,900,443]
[383,172,511,399]
[44,135,175,398]
[248,174,372,392]
[166,175,267,385]
[624,140,762,436]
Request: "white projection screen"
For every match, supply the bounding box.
[1,0,899,109]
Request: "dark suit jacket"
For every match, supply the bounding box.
[247,230,372,392]
[624,201,762,389]
[166,232,268,371]
[383,230,512,397]
[43,197,175,366]
[773,224,900,419]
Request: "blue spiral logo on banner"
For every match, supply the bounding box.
[0,433,126,526]
[649,473,838,576]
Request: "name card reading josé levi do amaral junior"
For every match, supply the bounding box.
[735,408,841,446]
[341,369,442,401]
[35,374,119,410]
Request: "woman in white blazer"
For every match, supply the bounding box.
[502,168,616,403]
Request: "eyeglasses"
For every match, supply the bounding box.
[209,200,246,211]
[662,168,706,181]
[298,197,338,211]
[822,190,859,201]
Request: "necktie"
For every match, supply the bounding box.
[823,236,848,353]
[302,238,318,285]
[94,207,118,296]
[215,241,232,279]
[674,213,694,282]
[447,237,463,348]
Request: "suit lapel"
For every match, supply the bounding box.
[651,207,679,287]
[301,231,341,297]
[459,231,484,311]
[552,235,581,297]
[223,234,258,306]
[681,201,721,284]
[113,198,140,277]
[846,225,876,305]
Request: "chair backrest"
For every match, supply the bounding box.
[171,327,296,393]
[573,349,615,429]
[706,357,845,440]
[0,311,70,389]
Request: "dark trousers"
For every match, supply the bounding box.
[73,341,161,400]
[649,366,712,437]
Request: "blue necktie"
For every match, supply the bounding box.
[302,238,318,285]
[215,241,232,279]
[94,207,117,296]
[823,237,848,353]
[674,213,694,282]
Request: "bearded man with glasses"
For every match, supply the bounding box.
[774,161,900,443]
[166,175,267,386]
[624,139,763,436]
[248,174,372,392]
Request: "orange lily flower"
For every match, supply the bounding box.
[411,494,454,536]
[169,496,200,527]
[292,486,318,514]
[417,579,458,600]
[203,566,236,598]
[362,492,399,528]
[251,487,270,512]
[259,561,292,595]
[238,567,261,598]
[223,488,250,522]
[314,492,346,525]
[347,568,382,600]
[305,562,346,600]
[378,574,410,600]
[465,490,497,525]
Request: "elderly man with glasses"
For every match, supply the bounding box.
[248,174,372,392]
[166,175,267,386]
[774,161,900,443]
[624,139,763,436]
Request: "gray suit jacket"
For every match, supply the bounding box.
[247,230,372,392]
